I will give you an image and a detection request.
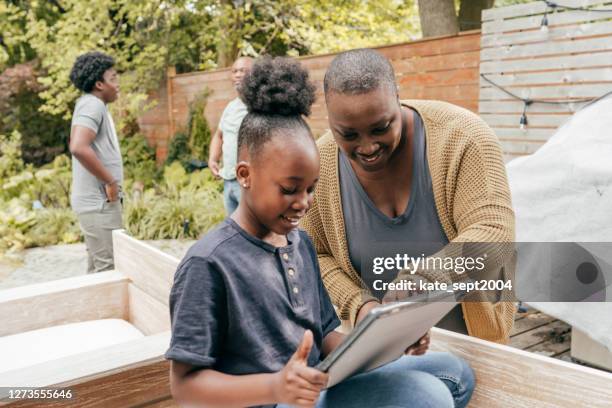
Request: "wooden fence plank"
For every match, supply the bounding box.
[499,140,546,155]
[482,20,612,48]
[482,0,608,21]
[482,6,612,35]
[482,35,612,61]
[481,113,571,128]
[479,99,586,113]
[480,83,609,100]
[480,50,612,73]
[479,68,612,86]
[494,128,555,140]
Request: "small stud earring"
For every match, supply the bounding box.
[243,183,247,188]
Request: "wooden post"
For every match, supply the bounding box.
[166,66,176,143]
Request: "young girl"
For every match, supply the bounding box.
[165,57,474,408]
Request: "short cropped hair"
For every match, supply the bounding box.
[69,51,115,93]
[323,48,397,96]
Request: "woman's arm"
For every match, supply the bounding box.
[301,197,378,326]
[321,331,346,358]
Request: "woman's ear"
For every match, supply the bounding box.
[235,161,251,189]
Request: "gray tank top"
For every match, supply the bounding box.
[339,110,448,274]
[339,110,467,334]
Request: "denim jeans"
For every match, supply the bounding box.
[277,352,474,408]
[223,179,241,215]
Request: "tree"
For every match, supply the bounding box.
[418,0,459,38]
[459,0,495,31]
[293,0,420,55]
[417,0,518,37]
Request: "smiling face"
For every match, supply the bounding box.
[95,68,120,103]
[236,129,320,238]
[326,85,404,173]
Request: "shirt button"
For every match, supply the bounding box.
[288,268,295,277]
[293,286,299,294]
[282,253,289,261]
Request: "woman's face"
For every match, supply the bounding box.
[326,85,403,173]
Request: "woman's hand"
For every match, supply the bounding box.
[271,330,328,408]
[405,330,430,356]
[355,300,381,324]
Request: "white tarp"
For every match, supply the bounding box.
[506,96,612,351]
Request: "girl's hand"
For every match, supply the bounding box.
[271,330,328,408]
[405,330,430,356]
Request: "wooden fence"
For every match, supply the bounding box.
[138,31,482,162]
[479,0,612,161]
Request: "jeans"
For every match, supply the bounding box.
[277,352,474,408]
[223,179,241,215]
[77,200,123,273]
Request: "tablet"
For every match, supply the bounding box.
[317,297,457,388]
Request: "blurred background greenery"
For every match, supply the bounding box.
[0,0,530,259]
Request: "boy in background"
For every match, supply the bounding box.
[68,51,123,273]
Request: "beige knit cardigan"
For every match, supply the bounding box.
[300,100,516,344]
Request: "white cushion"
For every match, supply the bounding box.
[0,319,144,373]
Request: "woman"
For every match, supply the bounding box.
[301,48,515,344]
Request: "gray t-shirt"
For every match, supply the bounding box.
[165,219,339,395]
[219,97,248,180]
[70,94,123,214]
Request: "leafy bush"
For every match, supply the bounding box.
[165,131,191,168]
[123,163,224,240]
[165,89,213,170]
[26,208,81,247]
[188,90,212,161]
[0,130,25,180]
[120,133,159,189]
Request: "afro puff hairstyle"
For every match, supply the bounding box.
[69,51,115,93]
[237,56,316,158]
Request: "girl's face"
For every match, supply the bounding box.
[236,130,320,238]
[326,85,403,173]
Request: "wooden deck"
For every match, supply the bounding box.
[510,306,574,364]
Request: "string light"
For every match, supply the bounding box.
[540,0,612,31]
[480,74,612,130]
[541,0,612,13]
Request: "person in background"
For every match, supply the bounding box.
[208,56,254,215]
[68,51,123,273]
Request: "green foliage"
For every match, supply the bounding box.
[11,86,70,165]
[188,90,212,161]
[293,0,421,55]
[0,130,25,180]
[165,131,191,168]
[120,133,159,189]
[124,162,224,240]
[26,208,81,247]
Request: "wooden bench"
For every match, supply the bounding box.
[1,230,611,407]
